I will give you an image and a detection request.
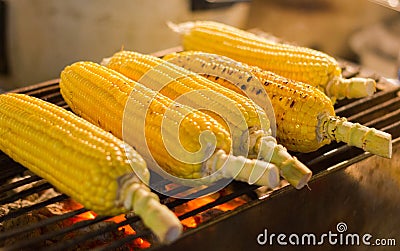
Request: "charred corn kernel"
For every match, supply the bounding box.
[169,20,376,101]
[166,51,392,159]
[102,51,312,189]
[0,93,182,243]
[102,50,269,152]
[60,61,281,189]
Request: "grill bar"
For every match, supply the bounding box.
[3,215,111,251]
[0,208,87,242]
[44,215,142,251]
[0,194,68,223]
[92,229,152,251]
[0,175,42,194]
[346,97,400,124]
[0,159,26,184]
[335,87,399,116]
[0,182,53,205]
[366,109,400,129]
[176,184,257,221]
[1,71,399,250]
[11,80,59,96]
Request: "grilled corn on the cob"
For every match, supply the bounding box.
[102,50,312,189]
[169,20,376,101]
[0,93,182,243]
[60,61,280,189]
[164,51,392,159]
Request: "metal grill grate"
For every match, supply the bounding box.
[1,65,400,250]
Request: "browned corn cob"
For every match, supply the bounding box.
[60,61,281,189]
[164,51,392,159]
[0,93,182,243]
[102,50,312,189]
[169,20,376,101]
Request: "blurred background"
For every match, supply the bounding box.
[0,0,399,91]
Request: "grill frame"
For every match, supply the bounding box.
[1,63,400,251]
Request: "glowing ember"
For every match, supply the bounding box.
[174,194,218,215]
[181,216,201,229]
[70,211,97,224]
[174,190,248,229]
[215,197,247,211]
[63,200,151,249]
[108,215,136,235]
[133,237,151,249]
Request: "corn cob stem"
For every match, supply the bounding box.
[117,177,181,243]
[321,115,392,159]
[0,93,182,243]
[254,134,311,189]
[327,77,376,101]
[205,150,280,187]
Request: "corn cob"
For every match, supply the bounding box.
[102,50,312,189]
[0,93,182,243]
[60,61,281,189]
[101,51,268,156]
[164,51,392,158]
[169,20,376,101]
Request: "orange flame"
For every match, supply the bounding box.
[69,210,97,224]
[62,199,151,249]
[175,192,247,229]
[133,237,151,249]
[62,189,247,247]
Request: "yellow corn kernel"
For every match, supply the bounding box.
[169,20,376,101]
[0,93,182,243]
[166,51,392,159]
[250,64,390,157]
[60,61,281,189]
[103,51,312,189]
[102,50,269,147]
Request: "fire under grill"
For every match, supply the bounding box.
[1,61,400,251]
